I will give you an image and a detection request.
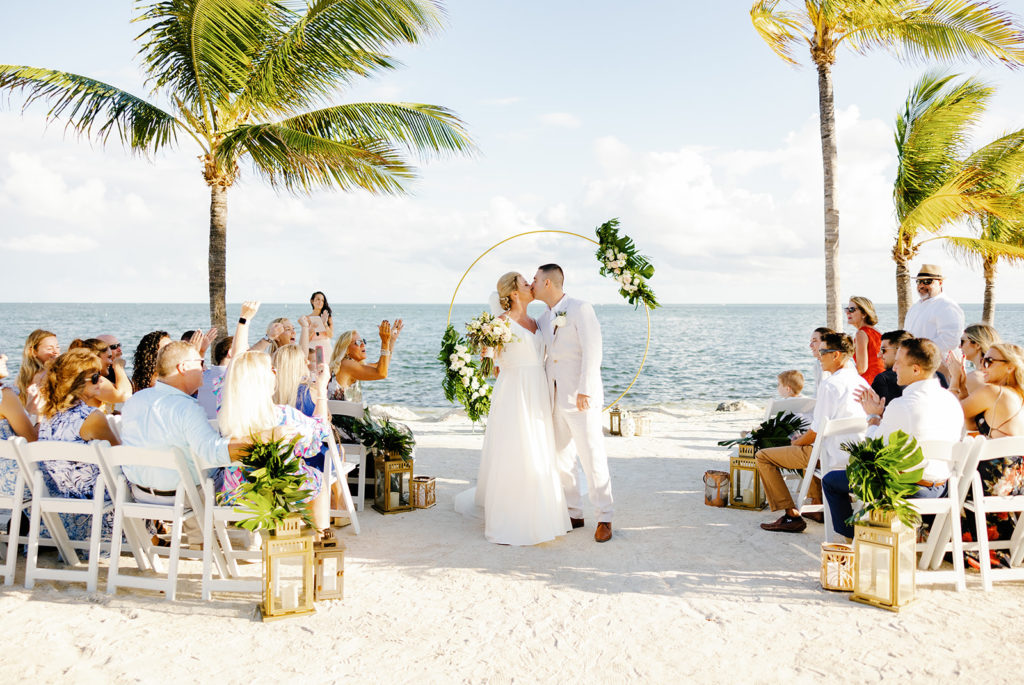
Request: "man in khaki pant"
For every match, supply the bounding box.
[756,332,868,533]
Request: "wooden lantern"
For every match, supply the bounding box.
[373,453,413,514]
[851,511,917,611]
[260,516,315,621]
[314,538,345,602]
[634,414,652,436]
[821,542,854,592]
[411,476,436,509]
[728,444,765,509]
[609,407,622,436]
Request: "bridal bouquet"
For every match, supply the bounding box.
[465,312,516,377]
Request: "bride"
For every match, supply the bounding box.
[454,272,571,545]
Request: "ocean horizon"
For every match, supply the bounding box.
[4,301,1024,411]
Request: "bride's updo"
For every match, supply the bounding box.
[496,272,521,311]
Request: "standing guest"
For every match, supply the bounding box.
[309,291,334,344]
[827,338,964,539]
[903,264,965,365]
[16,329,60,414]
[870,330,913,408]
[776,370,804,399]
[946,323,1001,401]
[846,296,885,384]
[197,336,233,419]
[36,349,120,542]
[96,334,124,385]
[808,327,835,394]
[131,331,171,392]
[328,321,403,402]
[756,332,869,533]
[68,338,132,407]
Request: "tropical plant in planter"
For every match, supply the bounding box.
[718,411,809,449]
[842,430,925,528]
[233,434,313,532]
[354,410,415,462]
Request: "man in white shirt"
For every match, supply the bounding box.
[903,264,965,363]
[823,337,964,539]
[756,333,869,533]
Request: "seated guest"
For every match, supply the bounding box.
[17,329,60,417]
[68,338,132,407]
[846,296,885,384]
[808,327,835,394]
[776,370,804,399]
[36,349,121,542]
[870,330,913,408]
[217,350,331,533]
[197,336,233,419]
[947,323,1001,401]
[131,330,171,392]
[96,333,125,385]
[251,317,310,355]
[327,320,403,402]
[273,344,317,417]
[825,338,964,539]
[1,372,38,497]
[757,332,868,533]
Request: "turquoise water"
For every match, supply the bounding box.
[3,302,1023,409]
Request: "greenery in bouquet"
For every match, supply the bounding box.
[842,430,925,528]
[439,325,492,422]
[717,411,809,449]
[233,434,312,531]
[352,408,416,462]
[595,218,658,310]
[464,311,516,377]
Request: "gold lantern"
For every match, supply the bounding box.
[851,510,917,611]
[314,537,345,602]
[609,407,622,436]
[373,453,413,514]
[411,476,436,509]
[260,516,315,621]
[728,444,765,509]
[820,542,854,592]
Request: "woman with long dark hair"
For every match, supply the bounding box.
[309,290,334,343]
[131,330,170,392]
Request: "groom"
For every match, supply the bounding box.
[532,264,615,542]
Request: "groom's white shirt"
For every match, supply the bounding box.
[539,294,604,412]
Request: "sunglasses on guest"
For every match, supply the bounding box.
[83,372,102,385]
[353,339,367,346]
[917,278,935,286]
[108,343,121,351]
[982,356,1008,369]
[843,306,860,313]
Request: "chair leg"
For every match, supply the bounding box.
[949,501,967,592]
[25,489,42,590]
[973,476,993,592]
[202,484,215,601]
[339,474,360,535]
[357,450,366,512]
[3,495,23,586]
[107,483,126,595]
[1009,514,1024,567]
[166,494,184,602]
[86,482,106,593]
[823,499,836,544]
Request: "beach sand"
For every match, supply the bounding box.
[2,406,1023,683]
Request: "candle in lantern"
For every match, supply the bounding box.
[322,559,337,592]
[282,583,299,611]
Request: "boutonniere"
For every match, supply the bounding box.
[553,311,568,330]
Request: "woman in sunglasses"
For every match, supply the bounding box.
[946,323,1001,401]
[68,338,133,409]
[36,348,120,541]
[845,296,885,384]
[327,320,403,402]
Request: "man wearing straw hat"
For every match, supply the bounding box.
[903,264,965,365]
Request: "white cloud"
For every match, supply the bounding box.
[7,233,98,253]
[539,112,581,128]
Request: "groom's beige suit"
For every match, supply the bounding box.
[539,294,614,523]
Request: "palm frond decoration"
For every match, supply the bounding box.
[233,434,313,531]
[843,430,925,528]
[718,411,809,449]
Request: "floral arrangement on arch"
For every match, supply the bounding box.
[438,325,491,422]
[595,218,658,309]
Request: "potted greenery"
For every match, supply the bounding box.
[233,434,313,532]
[353,410,416,513]
[717,411,809,450]
[843,430,924,528]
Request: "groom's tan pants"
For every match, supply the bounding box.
[754,445,820,512]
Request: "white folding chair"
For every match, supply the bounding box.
[97,443,196,600]
[106,414,123,441]
[911,439,972,592]
[764,397,816,421]
[323,428,360,535]
[328,400,367,511]
[0,438,30,586]
[962,436,1024,591]
[197,458,261,600]
[14,438,112,591]
[795,416,868,543]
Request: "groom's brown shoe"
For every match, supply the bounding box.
[570,518,584,529]
[595,522,612,543]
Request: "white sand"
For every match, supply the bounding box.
[2,407,1023,683]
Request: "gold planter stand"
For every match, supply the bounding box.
[372,452,414,514]
[260,516,316,621]
[851,510,917,611]
[728,445,766,509]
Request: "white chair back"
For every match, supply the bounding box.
[764,397,815,421]
[911,438,972,591]
[962,436,1024,590]
[327,400,368,511]
[795,416,868,543]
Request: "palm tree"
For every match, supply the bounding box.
[960,212,1024,324]
[750,0,1024,330]
[892,72,1024,324]
[0,0,474,332]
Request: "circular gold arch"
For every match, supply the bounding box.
[445,229,650,410]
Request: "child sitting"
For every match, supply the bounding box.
[776,370,804,398]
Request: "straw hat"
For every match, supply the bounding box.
[915,264,944,280]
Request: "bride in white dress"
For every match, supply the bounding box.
[454,272,572,545]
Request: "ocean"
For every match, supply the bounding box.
[2,302,1022,411]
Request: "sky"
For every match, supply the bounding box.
[4,1,1024,306]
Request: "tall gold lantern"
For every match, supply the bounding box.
[260,516,316,621]
[609,407,622,436]
[314,538,346,602]
[851,511,917,611]
[373,453,413,514]
[728,444,765,509]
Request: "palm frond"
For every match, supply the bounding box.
[962,128,1024,192]
[216,121,413,193]
[0,64,180,154]
[282,102,475,159]
[941,233,1024,266]
[898,165,1004,237]
[750,0,808,65]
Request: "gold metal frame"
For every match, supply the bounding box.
[445,229,651,410]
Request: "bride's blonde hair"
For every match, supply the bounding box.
[496,272,521,311]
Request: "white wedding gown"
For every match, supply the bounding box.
[453,319,571,545]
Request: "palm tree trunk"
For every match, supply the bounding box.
[895,252,912,326]
[982,256,997,325]
[209,184,228,335]
[817,61,841,331]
